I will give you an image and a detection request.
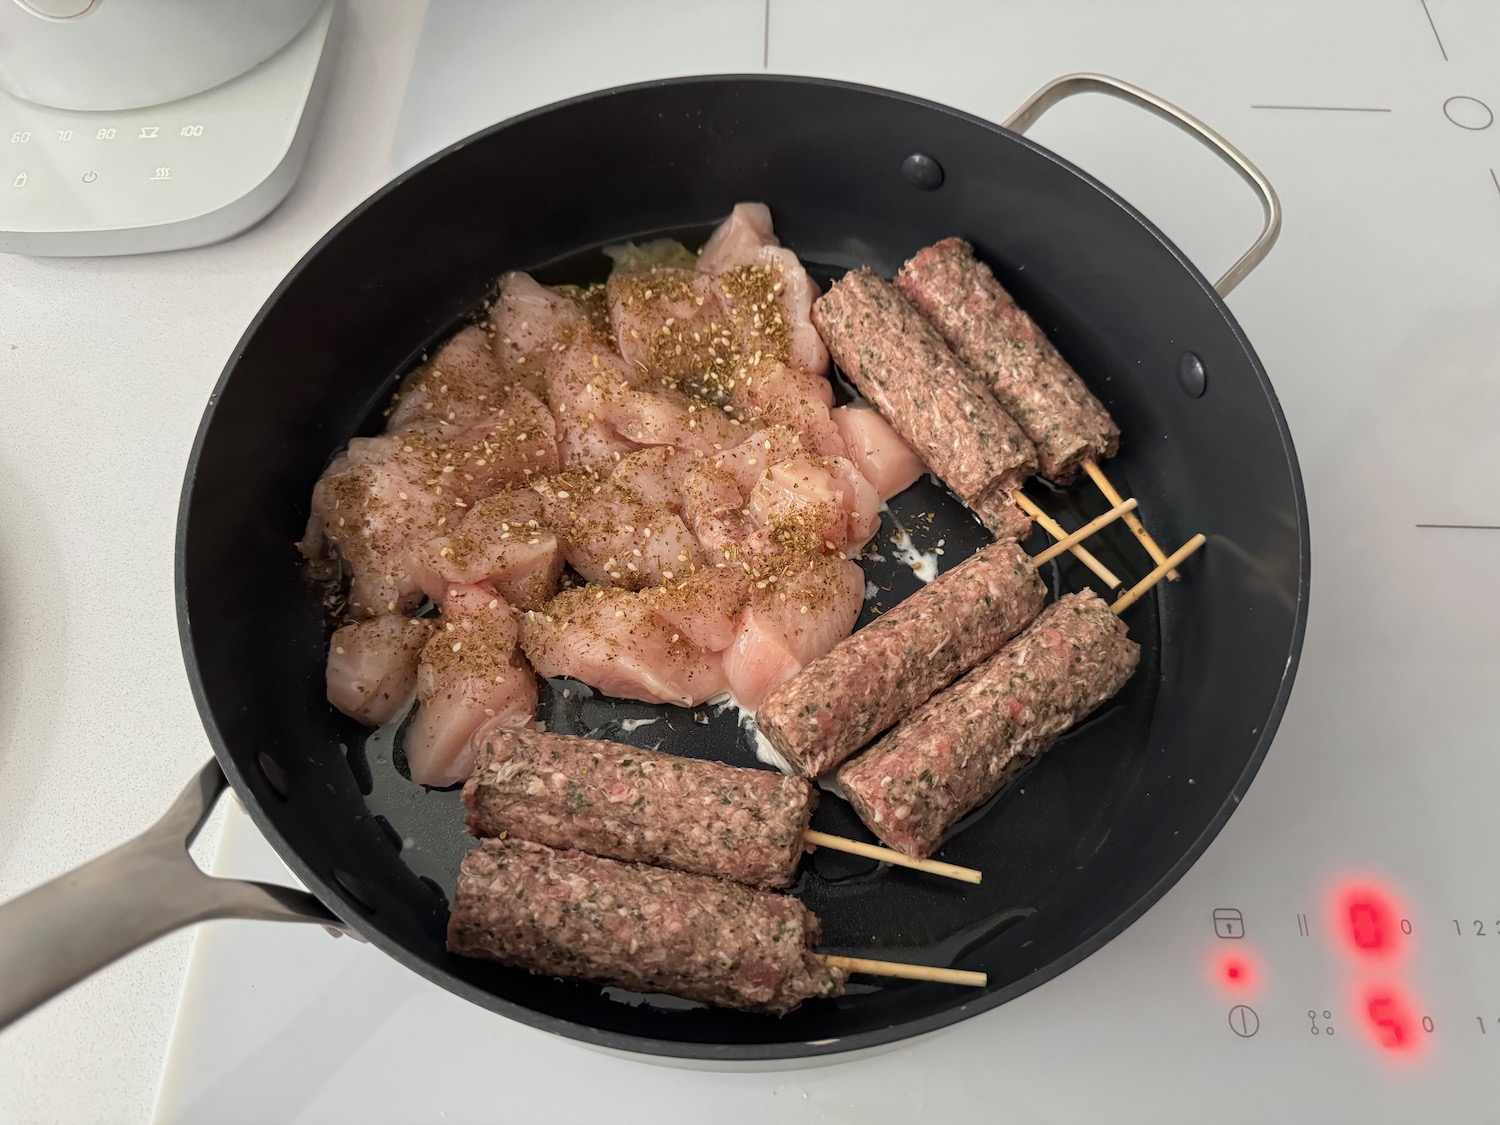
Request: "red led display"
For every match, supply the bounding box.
[1334,883,1404,960]
[1359,985,1423,1056]
[1327,879,1430,1060]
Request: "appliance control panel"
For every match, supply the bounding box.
[0,1,335,254]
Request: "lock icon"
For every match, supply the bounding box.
[1213,908,1245,939]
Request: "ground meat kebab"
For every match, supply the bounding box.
[447,837,847,1014]
[896,237,1120,485]
[463,729,815,889]
[838,590,1140,859]
[811,268,1036,541]
[756,539,1047,778]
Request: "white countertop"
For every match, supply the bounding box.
[0,5,426,1121]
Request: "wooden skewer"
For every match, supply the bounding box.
[1013,490,1123,590]
[1110,534,1207,615]
[1032,497,1137,566]
[817,955,988,988]
[1082,459,1180,581]
[804,829,982,885]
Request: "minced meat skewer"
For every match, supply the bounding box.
[462,730,815,889]
[837,591,1140,860]
[757,540,1046,778]
[447,837,847,1014]
[895,238,1119,486]
[896,239,1179,577]
[811,268,1036,541]
[463,729,983,885]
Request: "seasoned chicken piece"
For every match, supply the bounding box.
[731,361,843,458]
[721,556,864,709]
[606,446,694,510]
[747,455,879,555]
[609,260,829,393]
[411,490,563,610]
[520,586,728,707]
[606,268,728,389]
[302,440,444,617]
[444,385,560,502]
[406,584,536,788]
[604,382,746,454]
[489,271,589,397]
[387,326,504,432]
[639,566,752,652]
[696,202,777,272]
[696,203,830,378]
[532,470,699,591]
[301,396,559,618]
[544,333,644,473]
[675,428,877,560]
[831,402,926,500]
[326,614,436,726]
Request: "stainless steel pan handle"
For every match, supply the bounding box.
[0,760,349,1032]
[1004,73,1282,297]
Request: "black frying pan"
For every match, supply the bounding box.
[0,74,1307,1061]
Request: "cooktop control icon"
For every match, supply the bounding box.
[1213,908,1246,939]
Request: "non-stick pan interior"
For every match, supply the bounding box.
[178,76,1305,1058]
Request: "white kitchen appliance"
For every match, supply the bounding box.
[148,2,1500,1122]
[0,0,340,256]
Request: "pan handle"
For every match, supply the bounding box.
[0,760,350,1032]
[1003,73,1281,298]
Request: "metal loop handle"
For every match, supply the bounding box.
[0,760,348,1032]
[1004,73,1281,297]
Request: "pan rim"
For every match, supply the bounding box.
[175,71,1310,1061]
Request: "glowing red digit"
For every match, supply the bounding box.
[1368,994,1405,1047]
[1350,901,1384,950]
[1335,884,1404,958]
[1362,987,1422,1055]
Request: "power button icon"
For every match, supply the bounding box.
[81,170,97,183]
[1229,1005,1259,1037]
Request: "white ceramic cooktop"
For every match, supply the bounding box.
[152,2,1500,1121]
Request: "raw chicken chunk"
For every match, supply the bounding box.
[302,440,444,617]
[489,271,588,397]
[606,268,728,389]
[696,202,776,273]
[675,428,877,559]
[607,446,694,510]
[301,398,558,617]
[445,385,560,503]
[544,332,645,473]
[731,362,842,458]
[747,456,879,555]
[387,325,504,432]
[721,556,864,709]
[639,566,752,653]
[411,489,563,610]
[520,586,728,707]
[406,584,537,788]
[831,402,926,500]
[532,470,699,591]
[696,202,830,378]
[326,614,436,725]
